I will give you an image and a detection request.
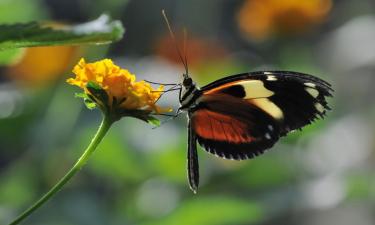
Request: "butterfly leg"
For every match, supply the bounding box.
[187,113,199,193]
[144,80,179,86]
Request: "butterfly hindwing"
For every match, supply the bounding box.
[190,94,280,160]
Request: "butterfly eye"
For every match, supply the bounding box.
[183,77,193,87]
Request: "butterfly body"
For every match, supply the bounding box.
[178,71,333,192]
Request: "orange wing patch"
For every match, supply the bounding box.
[203,81,241,95]
[191,109,255,144]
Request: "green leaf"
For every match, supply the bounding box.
[0,14,124,50]
[146,116,161,127]
[86,81,109,104]
[86,81,102,90]
[84,98,97,110]
[74,92,89,99]
[74,92,97,109]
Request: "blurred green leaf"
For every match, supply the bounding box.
[283,119,329,144]
[148,145,186,183]
[142,197,263,225]
[0,0,47,23]
[231,156,295,189]
[0,48,24,65]
[0,163,37,207]
[0,14,124,50]
[87,128,147,182]
[346,174,375,200]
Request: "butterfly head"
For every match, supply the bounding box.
[182,73,193,88]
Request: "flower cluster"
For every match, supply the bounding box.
[237,0,332,41]
[67,58,170,118]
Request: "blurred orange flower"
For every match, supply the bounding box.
[7,46,80,85]
[155,34,228,68]
[67,58,170,114]
[237,0,332,41]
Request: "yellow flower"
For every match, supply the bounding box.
[237,0,332,41]
[67,58,170,117]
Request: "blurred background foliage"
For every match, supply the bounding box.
[1,0,375,224]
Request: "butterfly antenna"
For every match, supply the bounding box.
[183,27,189,75]
[144,80,178,86]
[162,10,189,76]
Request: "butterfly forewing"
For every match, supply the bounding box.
[201,71,333,133]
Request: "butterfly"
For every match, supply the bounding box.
[160,10,333,193]
[178,71,333,192]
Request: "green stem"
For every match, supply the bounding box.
[9,115,113,225]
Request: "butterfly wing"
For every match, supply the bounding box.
[190,94,281,159]
[190,71,333,160]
